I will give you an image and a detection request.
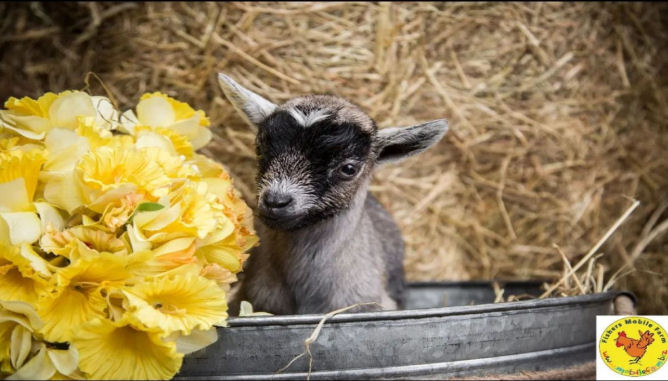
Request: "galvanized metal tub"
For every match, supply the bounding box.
[177,281,623,380]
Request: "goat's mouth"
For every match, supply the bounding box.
[257,208,305,231]
[258,207,340,232]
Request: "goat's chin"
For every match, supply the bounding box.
[259,208,339,232]
[259,215,302,231]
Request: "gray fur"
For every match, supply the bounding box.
[218,73,447,315]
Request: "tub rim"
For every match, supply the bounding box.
[225,282,622,327]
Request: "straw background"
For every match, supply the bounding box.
[1,2,666,313]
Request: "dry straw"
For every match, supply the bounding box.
[0,2,666,313]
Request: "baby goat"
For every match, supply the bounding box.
[218,74,448,315]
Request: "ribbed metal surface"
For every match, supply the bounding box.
[177,282,617,380]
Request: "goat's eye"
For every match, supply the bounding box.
[339,164,358,178]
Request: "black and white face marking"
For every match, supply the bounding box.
[255,106,373,230]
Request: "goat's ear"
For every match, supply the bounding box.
[375,119,448,165]
[217,73,277,126]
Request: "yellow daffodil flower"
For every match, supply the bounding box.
[0,91,116,141]
[121,92,211,150]
[123,272,227,335]
[0,149,48,245]
[38,252,133,342]
[71,317,183,380]
[0,243,50,306]
[39,225,129,263]
[0,300,43,370]
[0,88,257,380]
[76,146,172,204]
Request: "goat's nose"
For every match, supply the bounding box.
[262,192,294,209]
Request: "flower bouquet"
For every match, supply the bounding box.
[0,90,257,379]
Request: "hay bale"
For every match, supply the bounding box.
[0,2,665,313]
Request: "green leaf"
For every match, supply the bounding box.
[135,202,165,212]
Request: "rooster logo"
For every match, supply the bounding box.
[599,316,667,378]
[616,330,655,364]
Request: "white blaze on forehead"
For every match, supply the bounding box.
[287,107,330,128]
[281,95,375,132]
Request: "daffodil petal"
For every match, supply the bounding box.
[0,114,48,140]
[42,171,84,214]
[91,96,119,130]
[71,318,183,380]
[0,178,30,213]
[118,109,139,135]
[123,273,228,335]
[127,223,152,252]
[87,183,137,214]
[167,115,202,143]
[135,130,177,155]
[33,202,65,232]
[46,346,79,377]
[48,92,96,130]
[0,215,9,245]
[0,300,43,330]
[172,327,217,355]
[136,96,175,127]
[135,204,180,231]
[19,244,50,277]
[153,237,196,257]
[190,126,212,150]
[44,128,90,172]
[10,324,32,370]
[6,344,56,380]
[197,245,243,273]
[0,212,41,245]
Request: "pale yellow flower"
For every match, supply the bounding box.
[76,146,172,202]
[123,272,227,335]
[38,252,133,342]
[201,170,257,248]
[71,317,183,380]
[7,343,81,380]
[121,92,211,150]
[127,181,226,252]
[196,231,251,274]
[154,127,194,157]
[133,126,196,159]
[0,148,46,212]
[99,192,145,232]
[42,128,90,173]
[199,263,238,292]
[142,147,197,180]
[0,243,50,306]
[166,181,220,239]
[189,153,226,178]
[0,91,116,141]
[0,302,77,378]
[40,169,86,215]
[39,225,129,261]
[76,119,133,150]
[126,202,185,251]
[0,300,54,378]
[0,92,57,140]
[48,92,97,130]
[0,88,255,380]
